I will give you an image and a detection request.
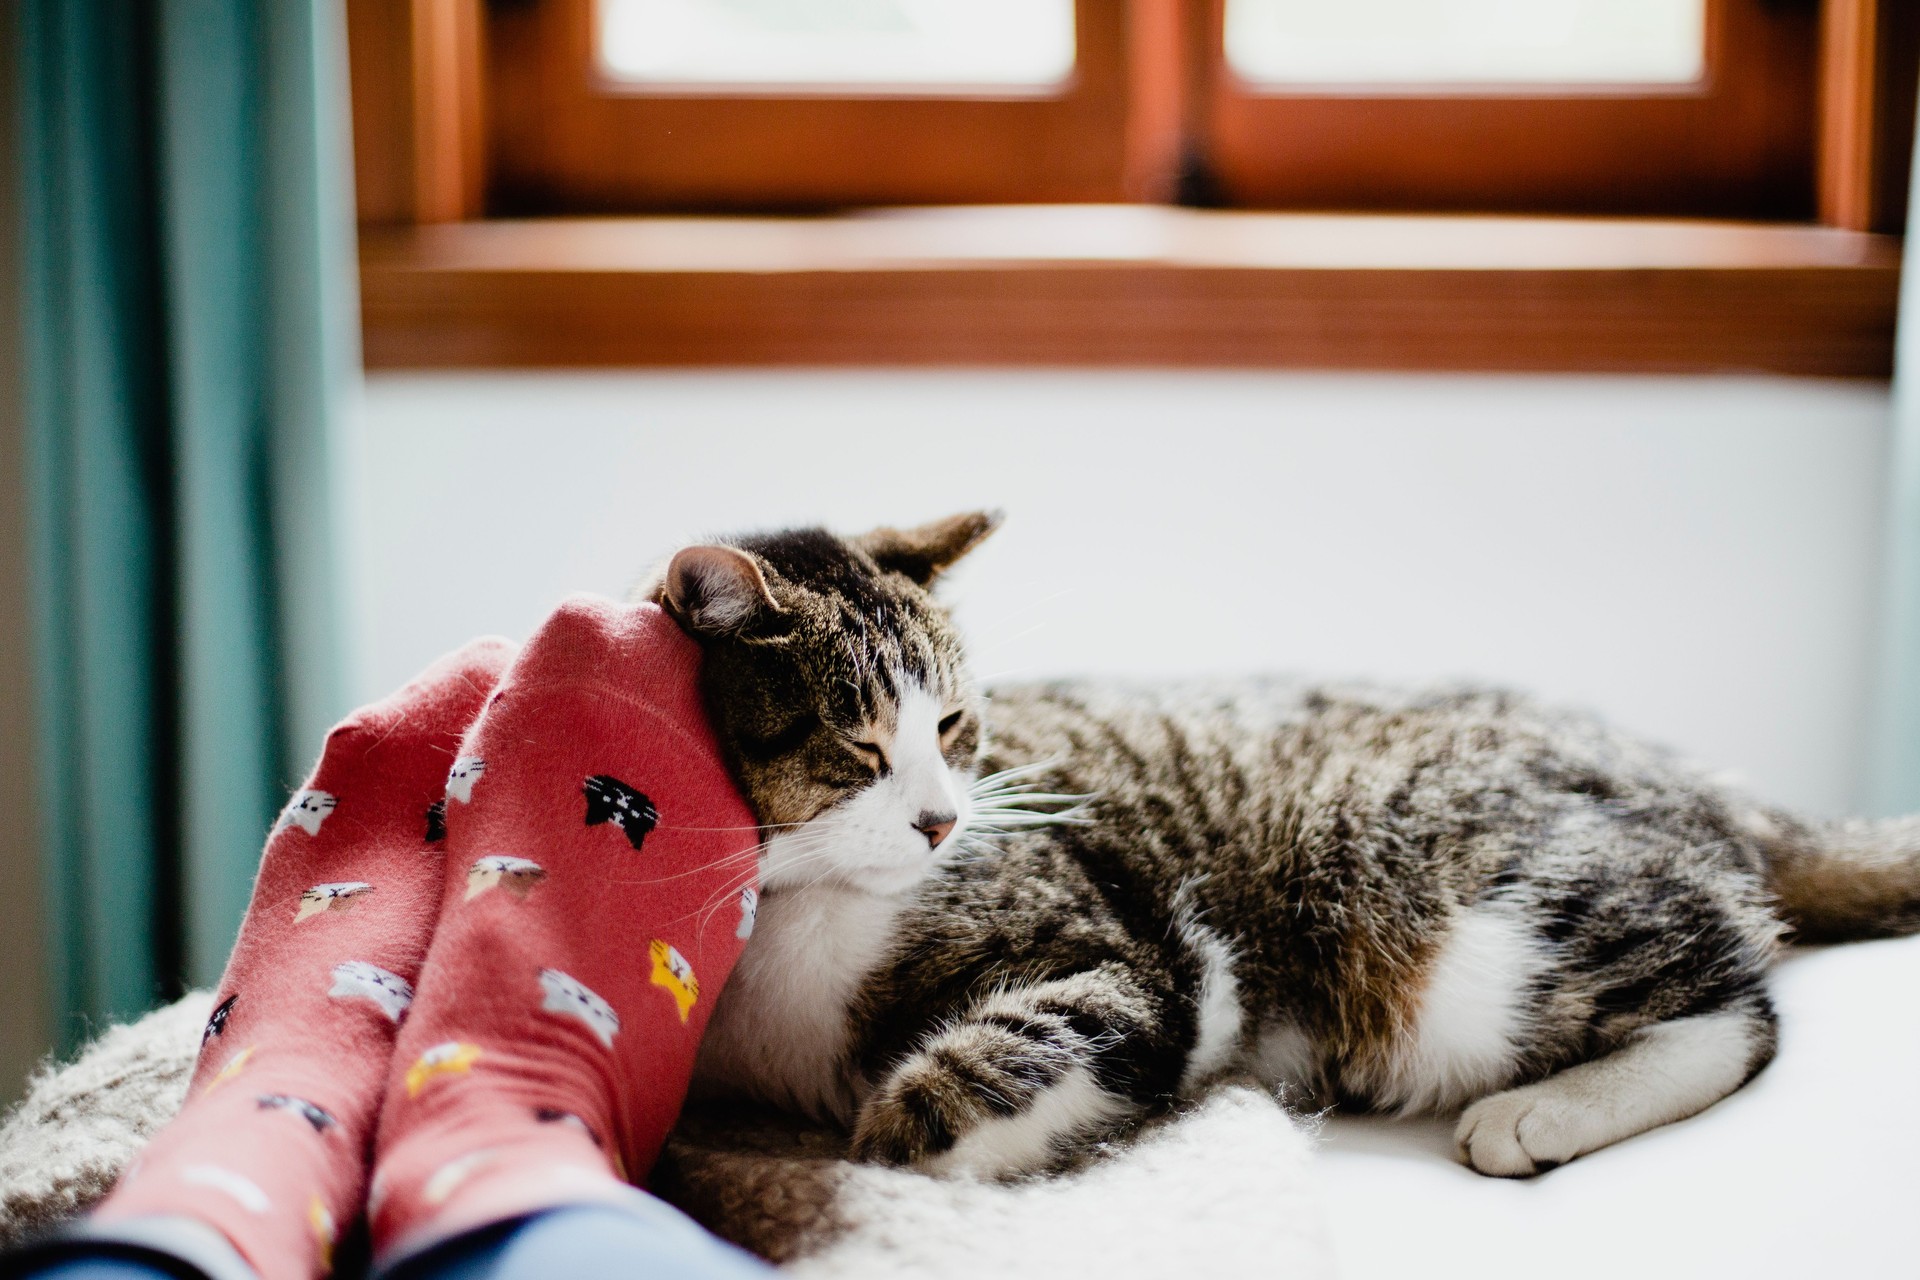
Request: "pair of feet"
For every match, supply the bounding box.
[93,598,762,1280]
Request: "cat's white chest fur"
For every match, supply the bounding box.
[692,882,904,1125]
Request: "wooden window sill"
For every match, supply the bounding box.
[359,206,1901,375]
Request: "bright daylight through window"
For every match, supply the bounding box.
[598,0,1077,91]
[1224,0,1705,86]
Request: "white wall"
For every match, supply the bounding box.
[354,370,1890,817]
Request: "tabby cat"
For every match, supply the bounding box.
[645,514,1920,1179]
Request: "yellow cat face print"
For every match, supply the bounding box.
[406,1040,482,1097]
[309,1194,336,1271]
[649,939,698,1023]
[203,1045,254,1095]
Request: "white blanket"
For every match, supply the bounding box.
[0,992,1336,1278]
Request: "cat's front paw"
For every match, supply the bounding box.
[849,1052,988,1169]
[851,1026,1132,1178]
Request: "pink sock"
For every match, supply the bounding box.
[366,597,761,1267]
[93,638,516,1280]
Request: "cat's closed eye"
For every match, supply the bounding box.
[849,741,889,775]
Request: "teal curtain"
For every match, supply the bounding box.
[14,1,357,1047]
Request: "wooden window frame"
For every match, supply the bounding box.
[486,0,1185,211]
[348,0,1916,376]
[1192,0,1820,218]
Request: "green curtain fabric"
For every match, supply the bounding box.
[14,0,357,1048]
[1874,97,1920,817]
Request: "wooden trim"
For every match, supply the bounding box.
[1819,0,1920,234]
[360,208,1899,375]
[1194,0,1819,218]
[346,0,485,225]
[484,0,1184,211]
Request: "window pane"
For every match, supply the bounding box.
[598,0,1076,91]
[1225,0,1705,87]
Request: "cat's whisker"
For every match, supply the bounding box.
[655,819,811,833]
[600,843,766,889]
[968,759,1062,788]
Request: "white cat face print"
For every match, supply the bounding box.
[539,968,620,1048]
[737,886,758,939]
[465,855,545,902]
[445,757,487,804]
[180,1164,271,1215]
[329,961,414,1022]
[295,881,373,923]
[279,790,337,837]
[424,1149,498,1207]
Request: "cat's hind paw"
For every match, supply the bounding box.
[1455,1085,1587,1177]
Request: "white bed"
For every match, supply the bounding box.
[3,937,1914,1278]
[1316,933,1920,1279]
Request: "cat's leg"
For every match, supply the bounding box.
[850,963,1180,1178]
[1455,998,1776,1177]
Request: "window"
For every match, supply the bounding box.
[1223,0,1707,86]
[486,0,1164,210]
[348,0,1916,376]
[475,0,1837,217]
[597,0,1077,91]
[1197,0,1817,216]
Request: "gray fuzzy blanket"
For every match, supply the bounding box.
[0,993,1334,1279]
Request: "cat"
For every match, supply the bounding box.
[649,513,1920,1181]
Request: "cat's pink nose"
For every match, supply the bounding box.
[914,812,956,849]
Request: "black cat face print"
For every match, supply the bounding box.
[583,775,659,851]
[203,994,238,1045]
[256,1094,337,1134]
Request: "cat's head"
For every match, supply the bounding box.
[646,512,1000,896]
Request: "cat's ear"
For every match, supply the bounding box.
[852,510,1004,588]
[659,545,782,636]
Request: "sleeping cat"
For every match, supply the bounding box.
[646,514,1920,1179]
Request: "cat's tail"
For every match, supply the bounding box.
[1753,810,1920,943]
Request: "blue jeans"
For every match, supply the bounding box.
[6,1204,772,1280]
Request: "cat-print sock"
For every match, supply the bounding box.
[90,637,517,1280]
[365,596,762,1270]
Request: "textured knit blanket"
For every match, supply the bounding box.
[0,993,1335,1279]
